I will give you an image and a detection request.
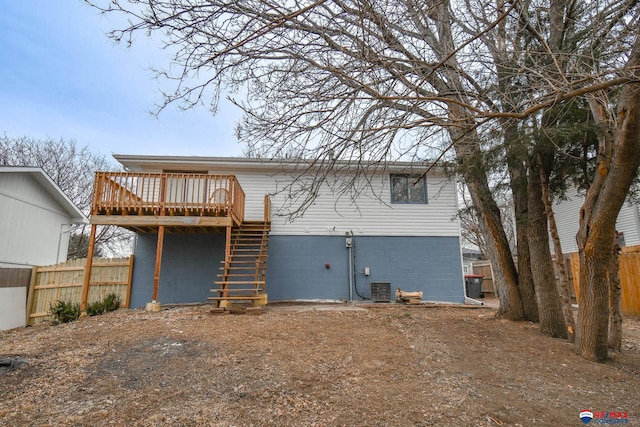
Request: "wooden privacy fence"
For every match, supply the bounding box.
[471,260,496,295]
[26,256,134,325]
[569,245,640,316]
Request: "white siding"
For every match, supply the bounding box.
[233,169,459,237]
[552,191,585,253]
[0,287,27,330]
[0,174,72,266]
[129,158,460,237]
[615,202,640,247]
[552,190,640,253]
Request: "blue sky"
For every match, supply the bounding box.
[0,0,245,160]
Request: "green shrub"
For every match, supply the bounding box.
[86,293,121,316]
[49,300,81,324]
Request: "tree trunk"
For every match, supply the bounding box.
[539,161,575,342]
[527,161,567,338]
[457,146,524,321]
[608,236,622,352]
[576,236,611,361]
[576,39,640,361]
[505,135,539,322]
[513,208,539,322]
[493,6,534,322]
[449,107,524,321]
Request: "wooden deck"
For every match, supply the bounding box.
[85,171,270,308]
[90,172,245,233]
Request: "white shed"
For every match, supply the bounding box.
[0,166,87,330]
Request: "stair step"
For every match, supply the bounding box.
[220,257,267,268]
[217,274,264,278]
[219,267,265,271]
[220,264,265,268]
[211,220,269,303]
[226,255,268,259]
[214,280,266,285]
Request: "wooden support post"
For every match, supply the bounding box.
[25,266,38,325]
[125,255,134,308]
[264,194,271,222]
[153,226,165,302]
[81,224,97,311]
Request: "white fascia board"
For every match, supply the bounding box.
[112,154,446,176]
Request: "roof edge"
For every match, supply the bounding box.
[0,167,89,224]
[112,154,444,173]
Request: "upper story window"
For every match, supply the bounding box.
[390,174,428,204]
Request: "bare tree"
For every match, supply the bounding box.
[87,0,640,360]
[457,182,516,257]
[0,135,133,258]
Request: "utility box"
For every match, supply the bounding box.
[464,274,484,299]
[370,282,391,302]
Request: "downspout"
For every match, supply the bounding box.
[346,231,353,301]
[350,232,368,300]
[57,223,78,263]
[455,192,483,306]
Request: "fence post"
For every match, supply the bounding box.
[25,266,38,325]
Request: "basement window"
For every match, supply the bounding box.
[390,174,427,204]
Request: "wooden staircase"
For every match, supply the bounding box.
[209,220,270,307]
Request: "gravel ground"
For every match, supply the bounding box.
[1,302,639,426]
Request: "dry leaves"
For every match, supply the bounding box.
[1,303,639,426]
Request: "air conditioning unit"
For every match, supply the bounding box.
[370,282,391,302]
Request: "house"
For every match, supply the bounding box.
[552,188,640,253]
[461,248,485,274]
[0,166,88,330]
[86,155,465,308]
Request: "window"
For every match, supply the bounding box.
[390,174,427,204]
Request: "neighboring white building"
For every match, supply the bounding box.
[0,166,87,330]
[0,167,88,268]
[552,188,640,253]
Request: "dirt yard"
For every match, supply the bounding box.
[1,302,639,426]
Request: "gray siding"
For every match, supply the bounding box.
[130,233,465,306]
[130,233,225,308]
[266,235,465,303]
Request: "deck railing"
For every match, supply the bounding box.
[92,172,245,224]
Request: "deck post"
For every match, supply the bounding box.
[152,225,165,302]
[81,224,97,311]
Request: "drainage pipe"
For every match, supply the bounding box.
[465,296,484,305]
[347,232,353,301]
